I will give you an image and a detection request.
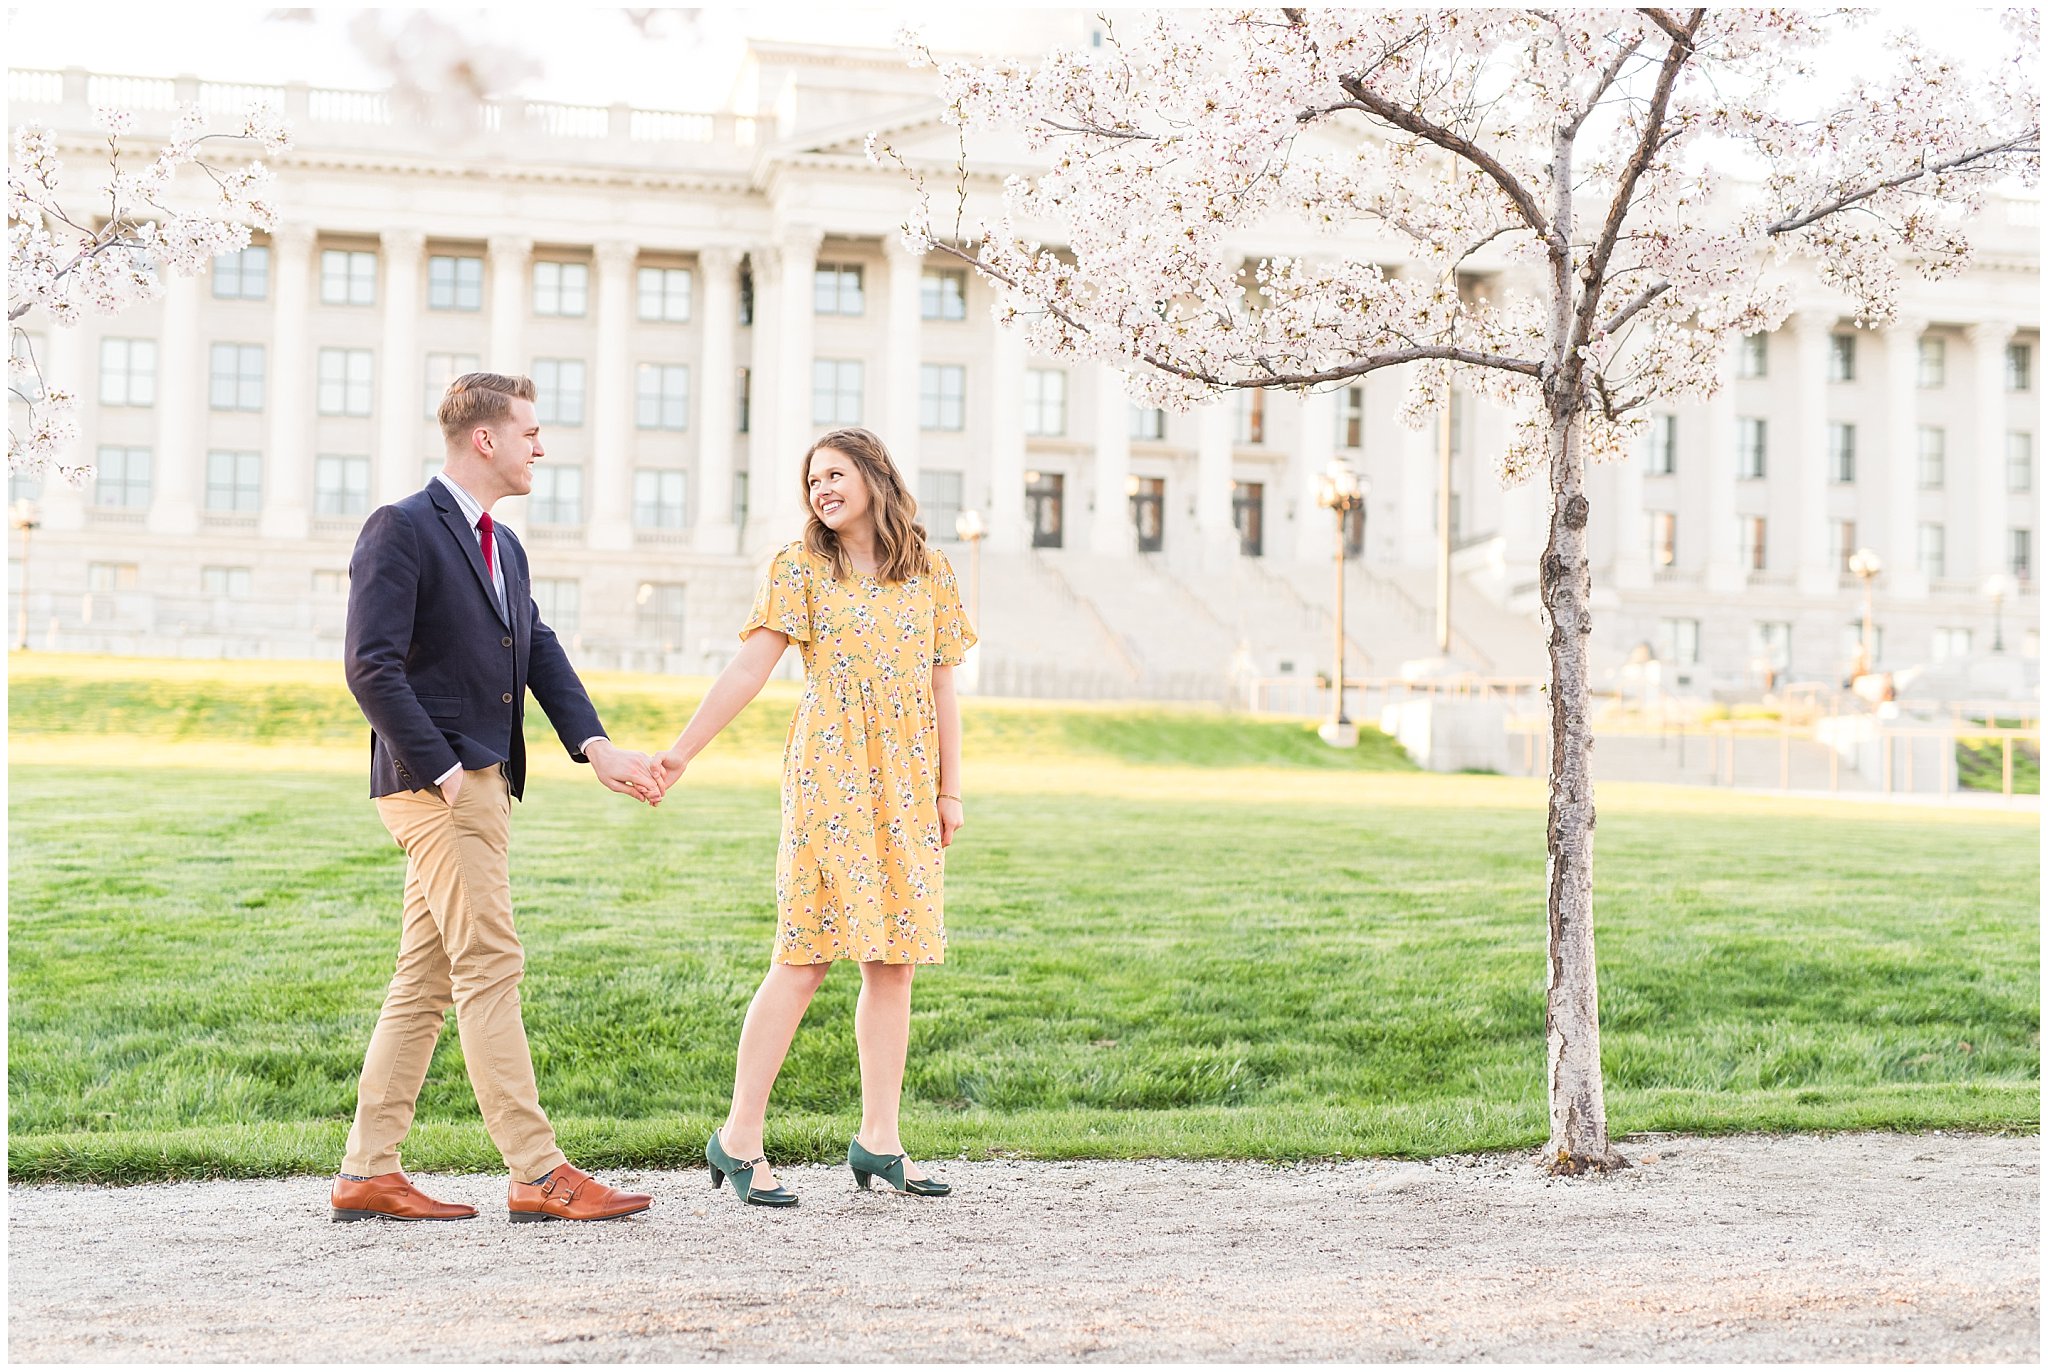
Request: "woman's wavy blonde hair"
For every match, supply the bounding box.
[801,428,931,583]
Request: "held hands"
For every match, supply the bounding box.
[587,739,664,806]
[652,747,687,796]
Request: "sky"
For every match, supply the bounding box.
[4,5,2015,114]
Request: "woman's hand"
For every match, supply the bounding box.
[654,748,687,794]
[937,795,964,848]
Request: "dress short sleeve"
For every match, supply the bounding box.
[929,547,978,666]
[741,542,813,643]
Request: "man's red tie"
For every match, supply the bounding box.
[478,512,495,580]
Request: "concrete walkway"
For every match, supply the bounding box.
[7,1131,2037,1362]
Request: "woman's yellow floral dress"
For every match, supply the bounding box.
[740,540,977,964]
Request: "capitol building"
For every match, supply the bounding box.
[8,35,2041,705]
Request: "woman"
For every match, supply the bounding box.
[655,427,975,1207]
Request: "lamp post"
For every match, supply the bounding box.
[1981,572,2017,653]
[954,508,986,628]
[10,499,40,652]
[1315,457,1366,747]
[1847,546,1882,678]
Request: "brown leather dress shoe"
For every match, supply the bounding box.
[506,1163,653,1223]
[330,1172,478,1222]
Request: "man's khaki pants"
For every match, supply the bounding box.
[340,765,568,1183]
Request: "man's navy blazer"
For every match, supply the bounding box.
[344,479,604,800]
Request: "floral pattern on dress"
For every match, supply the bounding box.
[739,540,978,965]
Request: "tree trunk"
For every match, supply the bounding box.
[1538,412,1626,1174]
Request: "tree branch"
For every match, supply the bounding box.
[1766,133,2040,236]
[1326,78,1554,239]
[1596,280,1671,336]
[1560,36,1644,140]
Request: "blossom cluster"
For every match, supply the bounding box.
[8,102,290,480]
[885,8,2037,488]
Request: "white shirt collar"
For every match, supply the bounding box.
[435,470,487,529]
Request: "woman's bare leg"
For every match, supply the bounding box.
[720,960,832,1190]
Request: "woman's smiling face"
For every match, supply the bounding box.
[807,445,873,532]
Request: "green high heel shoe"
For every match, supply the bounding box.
[848,1136,951,1197]
[705,1129,799,1208]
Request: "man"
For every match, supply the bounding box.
[332,371,658,1224]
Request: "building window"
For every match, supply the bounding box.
[2009,432,2035,493]
[204,450,261,513]
[86,562,140,592]
[1737,332,1767,379]
[98,338,157,407]
[1026,469,1064,549]
[319,248,377,306]
[1233,480,1264,558]
[317,348,374,416]
[921,269,966,321]
[1130,406,1165,441]
[1342,503,1366,558]
[2011,527,2033,580]
[312,569,348,594]
[1657,616,1700,665]
[1649,510,1677,567]
[813,263,865,316]
[1645,413,1676,475]
[1736,417,1766,479]
[735,367,751,434]
[1840,619,1884,668]
[637,582,687,649]
[1023,369,1067,437]
[211,245,269,300]
[1932,627,1973,661]
[421,456,444,487]
[635,363,689,430]
[1335,387,1364,449]
[93,446,152,508]
[1740,515,1767,572]
[812,359,864,425]
[200,565,254,597]
[532,261,589,317]
[919,469,964,534]
[1832,518,1858,573]
[314,455,370,516]
[1918,522,1946,580]
[632,469,687,529]
[1130,476,1164,553]
[1917,336,1946,388]
[636,266,692,322]
[738,265,754,325]
[1751,620,1792,674]
[9,469,41,503]
[919,363,965,431]
[532,358,587,426]
[1828,333,1856,382]
[423,351,481,419]
[1234,389,1265,444]
[427,254,484,311]
[528,464,584,525]
[532,577,580,635]
[2007,341,2033,392]
[208,343,266,412]
[1828,422,1855,484]
[1918,426,1946,488]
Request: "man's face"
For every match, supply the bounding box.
[479,397,542,498]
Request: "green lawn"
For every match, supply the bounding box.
[8,655,2039,1183]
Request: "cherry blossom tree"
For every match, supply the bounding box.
[880,8,2039,1172]
[9,104,289,482]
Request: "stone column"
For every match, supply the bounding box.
[1294,389,1336,566]
[1702,347,1742,593]
[586,240,637,550]
[37,321,90,532]
[374,229,425,506]
[1090,367,1133,557]
[1195,398,1234,562]
[1967,319,2016,582]
[743,244,783,554]
[260,224,315,540]
[1608,424,1650,590]
[1787,308,1836,595]
[754,227,820,549]
[1394,384,1437,570]
[1883,316,1928,599]
[145,270,202,536]
[882,236,924,496]
[487,235,532,374]
[693,246,741,551]
[987,314,1027,552]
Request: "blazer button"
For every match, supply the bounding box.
[501,692,513,703]
[502,636,513,648]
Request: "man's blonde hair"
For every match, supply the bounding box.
[437,372,536,445]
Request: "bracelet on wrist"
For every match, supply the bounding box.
[938,791,962,803]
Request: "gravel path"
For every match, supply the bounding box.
[8,1131,2037,1362]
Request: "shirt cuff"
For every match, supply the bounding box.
[433,762,462,787]
[579,736,607,756]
